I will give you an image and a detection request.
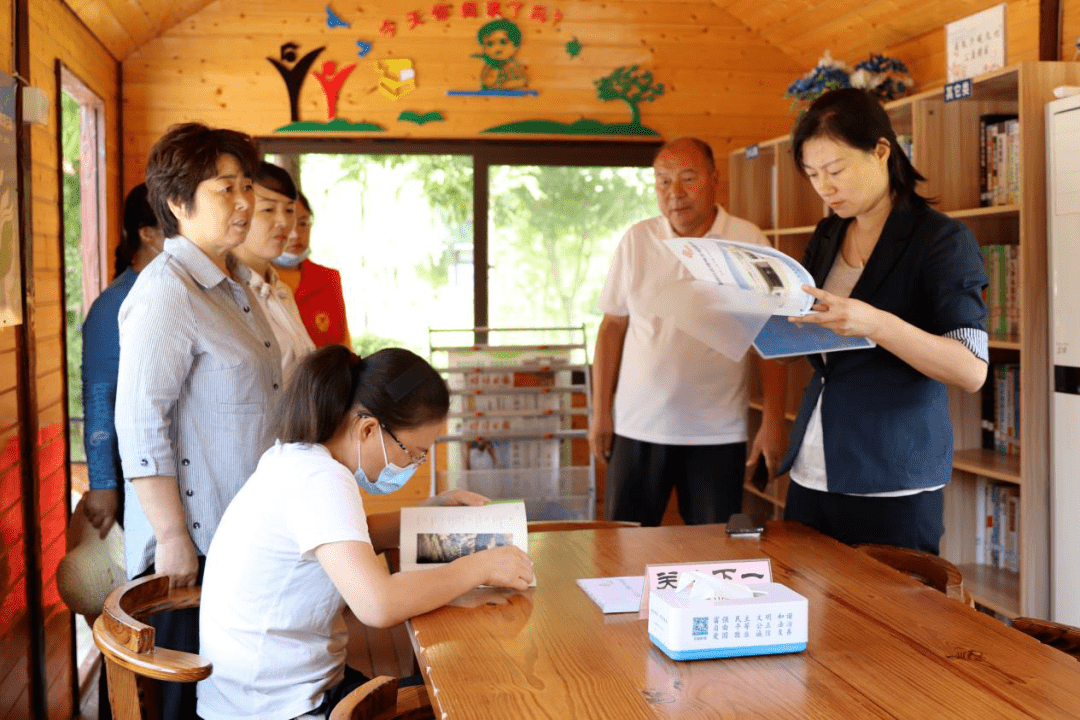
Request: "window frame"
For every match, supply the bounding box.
[257,137,661,330]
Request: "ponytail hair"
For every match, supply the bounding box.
[115,183,158,277]
[791,87,930,210]
[275,345,449,444]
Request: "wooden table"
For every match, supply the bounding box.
[407,522,1080,719]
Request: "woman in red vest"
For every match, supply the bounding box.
[274,192,352,348]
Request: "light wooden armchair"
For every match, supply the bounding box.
[329,675,433,720]
[92,574,208,720]
[1010,617,1080,660]
[853,543,972,606]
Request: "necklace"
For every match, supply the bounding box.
[844,222,880,267]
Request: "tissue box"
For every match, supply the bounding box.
[647,582,808,660]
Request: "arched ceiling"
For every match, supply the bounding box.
[711,0,1014,68]
[64,0,218,59]
[68,0,1016,64]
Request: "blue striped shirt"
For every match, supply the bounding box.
[115,236,282,577]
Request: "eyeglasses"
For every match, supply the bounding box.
[358,413,429,466]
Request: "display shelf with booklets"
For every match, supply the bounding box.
[729,62,1080,619]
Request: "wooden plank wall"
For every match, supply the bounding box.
[885,0,1046,90]
[1,0,34,716]
[1064,0,1080,61]
[121,0,805,206]
[0,0,120,716]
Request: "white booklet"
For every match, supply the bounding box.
[650,237,876,360]
[398,501,535,586]
[576,576,645,614]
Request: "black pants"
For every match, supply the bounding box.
[604,435,746,526]
[783,481,945,554]
[128,556,207,720]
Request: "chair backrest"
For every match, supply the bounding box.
[329,675,433,720]
[527,520,641,532]
[854,544,968,603]
[1010,617,1080,660]
[92,575,209,720]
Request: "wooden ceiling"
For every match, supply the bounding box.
[70,0,1013,63]
[65,0,217,59]
[712,0,1016,67]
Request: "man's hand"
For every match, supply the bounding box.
[747,416,784,481]
[82,489,120,539]
[588,410,614,465]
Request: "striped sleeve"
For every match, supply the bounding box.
[944,327,988,363]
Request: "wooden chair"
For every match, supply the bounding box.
[1010,617,1080,660]
[527,520,641,532]
[92,574,208,720]
[853,544,970,605]
[330,675,433,720]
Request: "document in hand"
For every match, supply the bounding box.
[398,500,535,586]
[649,237,876,360]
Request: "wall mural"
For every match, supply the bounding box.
[270,2,664,136]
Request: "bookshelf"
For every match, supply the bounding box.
[730,62,1080,620]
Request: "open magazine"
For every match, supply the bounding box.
[398,500,535,586]
[649,237,876,360]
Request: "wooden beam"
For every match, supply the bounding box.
[14,0,47,715]
[1041,0,1062,60]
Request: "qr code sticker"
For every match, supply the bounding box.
[692,617,708,637]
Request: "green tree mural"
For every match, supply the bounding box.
[594,66,666,126]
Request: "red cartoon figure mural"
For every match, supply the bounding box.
[312,60,357,120]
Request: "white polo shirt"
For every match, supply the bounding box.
[598,207,769,445]
[197,442,371,720]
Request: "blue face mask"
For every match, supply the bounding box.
[354,424,418,495]
[273,249,310,268]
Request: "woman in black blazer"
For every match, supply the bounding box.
[777,88,988,554]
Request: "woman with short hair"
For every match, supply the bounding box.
[115,122,282,720]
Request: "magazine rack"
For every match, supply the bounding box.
[428,327,596,521]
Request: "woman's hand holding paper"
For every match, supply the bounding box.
[789,284,885,339]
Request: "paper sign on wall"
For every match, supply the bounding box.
[946,4,1006,83]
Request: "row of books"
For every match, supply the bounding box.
[980,244,1019,339]
[979,114,1020,207]
[975,477,1019,573]
[981,363,1020,457]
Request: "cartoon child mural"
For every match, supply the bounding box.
[474,19,529,90]
[312,60,357,120]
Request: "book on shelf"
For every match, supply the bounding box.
[649,237,876,360]
[576,575,645,613]
[975,478,1019,572]
[980,244,1019,339]
[398,500,536,585]
[979,114,1019,208]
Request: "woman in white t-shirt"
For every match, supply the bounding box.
[197,346,534,720]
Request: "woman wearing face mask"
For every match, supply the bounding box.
[776,88,988,554]
[234,162,316,381]
[197,345,534,720]
[274,192,352,348]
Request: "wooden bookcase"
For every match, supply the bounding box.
[730,62,1080,620]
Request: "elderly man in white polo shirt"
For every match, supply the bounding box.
[590,137,786,526]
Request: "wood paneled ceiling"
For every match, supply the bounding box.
[70,0,1013,63]
[64,0,217,59]
[711,0,1013,67]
